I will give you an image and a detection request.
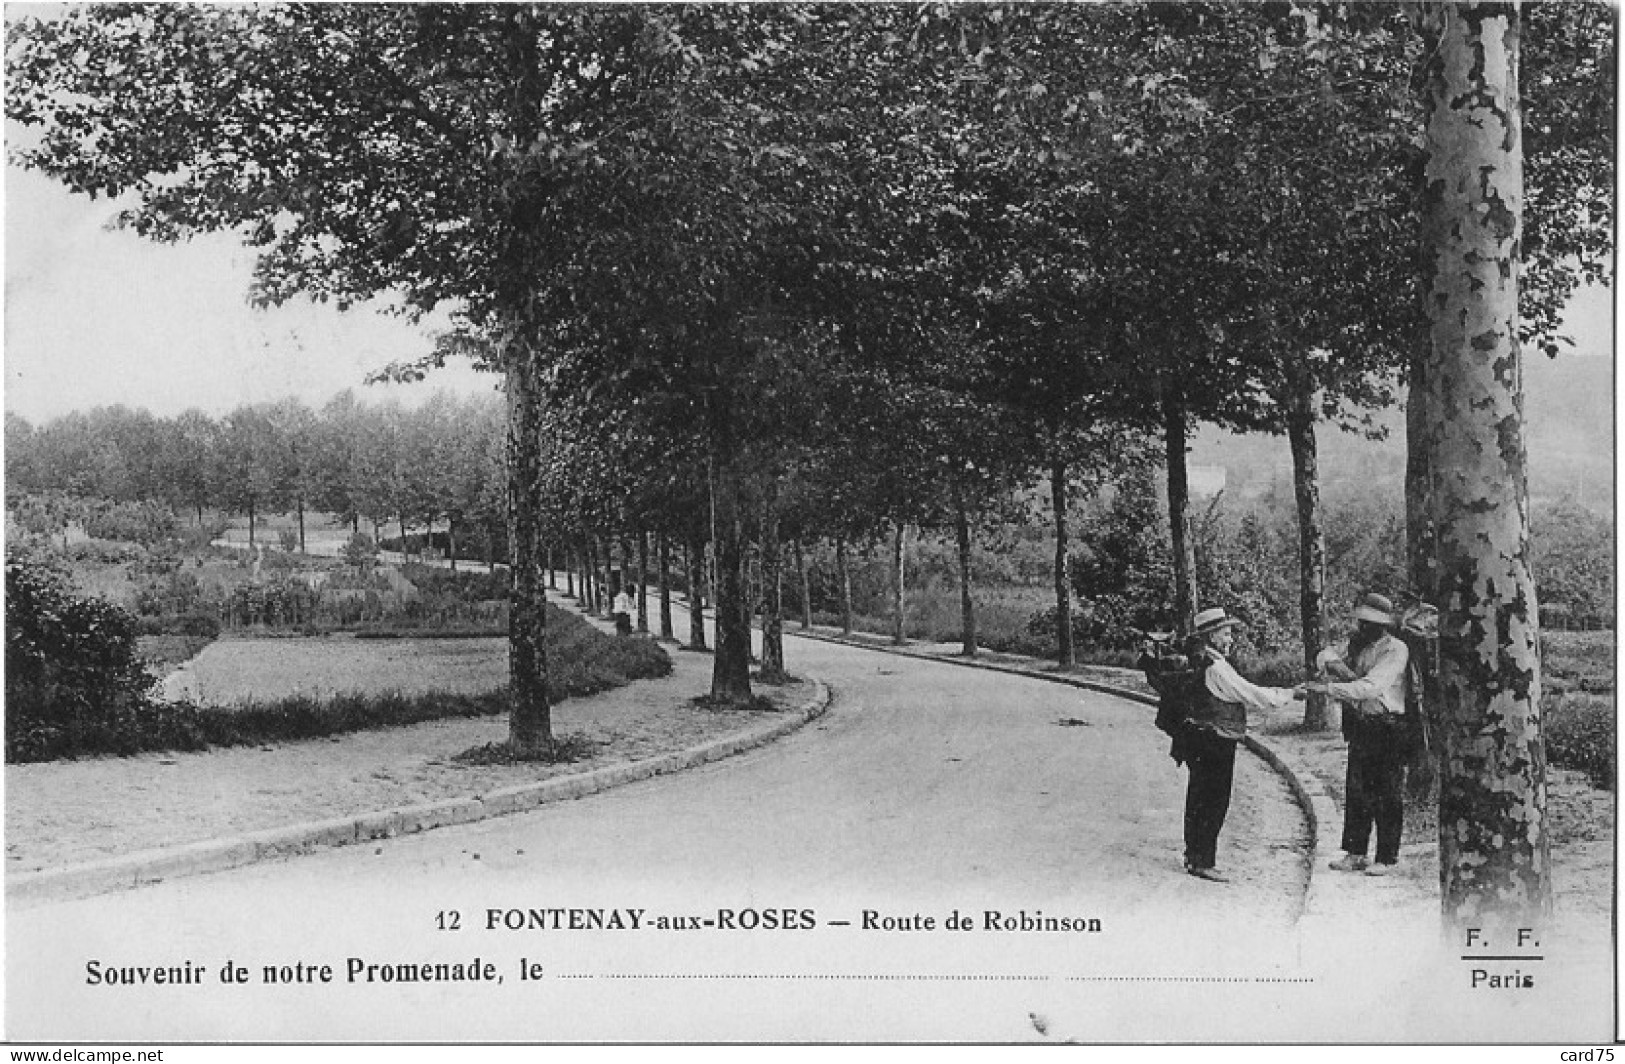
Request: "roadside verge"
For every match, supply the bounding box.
[9,678,829,908]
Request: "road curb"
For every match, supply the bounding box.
[789,627,1344,919]
[9,679,830,907]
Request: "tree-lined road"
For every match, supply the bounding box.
[8,621,1309,1042]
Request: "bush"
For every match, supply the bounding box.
[5,552,169,761]
[1545,692,1613,789]
[545,604,673,697]
[65,539,144,566]
[221,578,319,628]
[186,690,508,748]
[343,533,378,571]
[401,564,508,604]
[134,567,206,618]
[83,499,178,546]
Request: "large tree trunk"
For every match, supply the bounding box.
[794,538,812,629]
[1285,376,1333,731]
[686,536,709,651]
[564,547,575,598]
[706,393,753,701]
[890,521,906,646]
[595,535,612,617]
[619,535,634,602]
[296,496,306,555]
[504,351,551,754]
[658,532,675,641]
[954,477,978,658]
[591,542,604,617]
[636,531,650,634]
[247,499,256,549]
[1050,458,1074,668]
[1418,0,1548,935]
[759,486,787,681]
[1162,389,1199,633]
[837,535,854,636]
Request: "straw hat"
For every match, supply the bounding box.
[1352,593,1397,628]
[1192,607,1242,638]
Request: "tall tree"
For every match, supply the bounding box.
[1415,0,1548,932]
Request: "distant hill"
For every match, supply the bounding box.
[1190,352,1613,513]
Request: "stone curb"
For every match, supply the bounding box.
[9,679,830,907]
[788,627,1356,924]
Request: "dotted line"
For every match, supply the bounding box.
[551,974,1314,983]
[1067,976,1316,983]
[559,974,1048,981]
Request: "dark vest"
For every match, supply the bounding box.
[1187,686,1246,741]
[1142,644,1246,741]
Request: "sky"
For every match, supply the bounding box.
[3,168,498,424]
[2,159,1613,427]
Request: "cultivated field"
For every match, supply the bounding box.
[161,634,508,706]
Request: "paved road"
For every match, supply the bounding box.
[8,604,1314,1042]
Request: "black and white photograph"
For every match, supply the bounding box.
[3,1,1616,1049]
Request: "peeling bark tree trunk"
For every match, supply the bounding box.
[760,487,787,681]
[504,349,551,753]
[837,535,854,636]
[657,532,674,641]
[1050,458,1074,668]
[1418,0,1549,934]
[954,477,977,658]
[1285,376,1333,731]
[1406,352,1440,603]
[890,521,906,646]
[1162,389,1199,633]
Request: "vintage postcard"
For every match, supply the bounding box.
[3,2,1615,1049]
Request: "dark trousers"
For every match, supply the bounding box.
[1182,730,1237,870]
[1341,715,1406,864]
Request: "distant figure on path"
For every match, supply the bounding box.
[613,587,635,636]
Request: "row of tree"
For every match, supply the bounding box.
[6,392,504,561]
[10,3,1612,930]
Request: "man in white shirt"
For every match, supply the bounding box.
[612,587,635,636]
[1173,607,1300,883]
[1301,593,1411,876]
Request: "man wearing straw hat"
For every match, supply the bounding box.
[1174,606,1300,883]
[1301,592,1412,877]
